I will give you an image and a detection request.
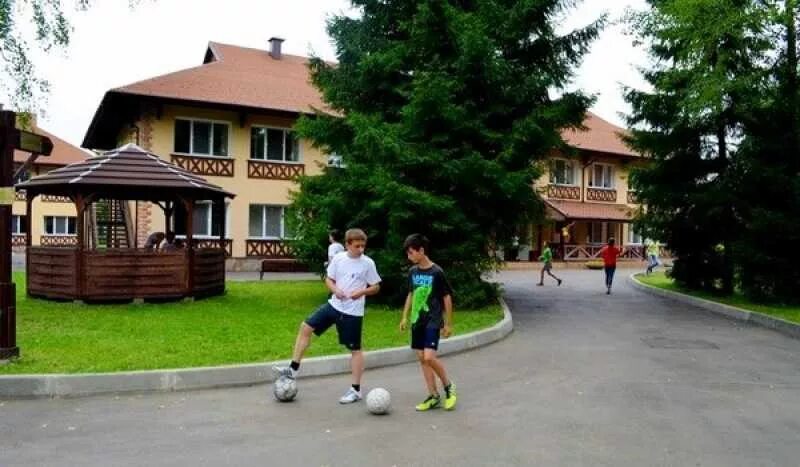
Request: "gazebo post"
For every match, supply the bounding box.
[183,197,195,297]
[164,201,173,235]
[74,194,86,300]
[133,200,138,249]
[24,193,32,296]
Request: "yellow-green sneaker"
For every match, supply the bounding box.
[415,394,441,411]
[444,382,457,410]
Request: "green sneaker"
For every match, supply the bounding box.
[415,394,441,411]
[444,382,457,410]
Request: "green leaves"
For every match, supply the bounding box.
[291,0,600,307]
[627,0,800,301]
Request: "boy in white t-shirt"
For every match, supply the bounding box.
[274,228,382,404]
[326,229,345,265]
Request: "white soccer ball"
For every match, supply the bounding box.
[273,375,298,402]
[366,387,391,415]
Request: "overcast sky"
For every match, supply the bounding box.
[9,0,650,148]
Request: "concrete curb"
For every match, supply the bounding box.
[629,274,800,340]
[0,299,513,399]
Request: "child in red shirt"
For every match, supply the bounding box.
[599,238,622,294]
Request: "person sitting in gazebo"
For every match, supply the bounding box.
[144,231,165,250]
[161,232,178,252]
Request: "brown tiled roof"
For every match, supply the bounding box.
[561,112,637,157]
[17,143,234,200]
[14,126,89,166]
[545,199,633,222]
[114,42,329,115]
[89,41,638,157]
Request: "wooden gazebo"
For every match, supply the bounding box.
[15,144,235,301]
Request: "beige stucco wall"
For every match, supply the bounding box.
[134,104,328,257]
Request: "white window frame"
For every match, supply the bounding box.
[176,201,231,240]
[44,216,76,236]
[589,163,615,189]
[248,204,293,240]
[11,215,25,234]
[250,125,302,163]
[549,159,577,186]
[173,117,231,158]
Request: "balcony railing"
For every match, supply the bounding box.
[586,187,617,203]
[41,195,71,203]
[14,190,25,201]
[547,184,581,200]
[627,191,639,204]
[171,154,234,177]
[40,235,78,247]
[246,239,295,258]
[248,160,305,180]
[12,234,26,247]
[562,244,670,261]
[191,238,233,257]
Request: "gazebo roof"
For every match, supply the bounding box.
[16,143,235,201]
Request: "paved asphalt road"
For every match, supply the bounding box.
[2,269,800,466]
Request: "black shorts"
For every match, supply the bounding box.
[411,325,441,351]
[305,303,363,351]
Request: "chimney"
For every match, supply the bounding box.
[269,37,284,59]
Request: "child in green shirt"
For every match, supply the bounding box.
[537,241,562,286]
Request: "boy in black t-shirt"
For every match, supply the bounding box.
[399,234,457,411]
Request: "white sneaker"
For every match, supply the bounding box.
[339,387,362,404]
[272,365,296,380]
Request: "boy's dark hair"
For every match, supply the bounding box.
[404,233,430,252]
[608,237,616,245]
[329,229,343,242]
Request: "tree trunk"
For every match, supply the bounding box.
[786,0,800,168]
[718,125,735,294]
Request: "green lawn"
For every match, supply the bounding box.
[0,273,502,375]
[636,272,800,324]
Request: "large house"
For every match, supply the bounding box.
[525,113,644,262]
[13,120,89,251]
[83,38,642,269]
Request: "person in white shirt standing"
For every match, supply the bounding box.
[274,228,382,404]
[326,229,345,266]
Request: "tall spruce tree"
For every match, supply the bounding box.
[290,0,604,307]
[734,0,800,301]
[625,0,771,293]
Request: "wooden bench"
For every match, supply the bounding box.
[260,259,307,278]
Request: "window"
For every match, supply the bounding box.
[249,205,293,239]
[11,215,26,234]
[44,216,76,235]
[327,153,345,168]
[589,163,615,189]
[549,159,576,185]
[174,119,229,157]
[250,127,300,162]
[174,202,229,238]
